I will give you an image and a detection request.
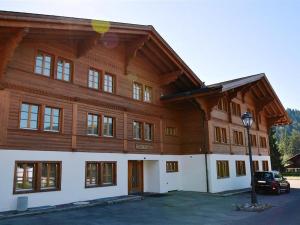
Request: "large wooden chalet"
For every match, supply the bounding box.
[0,11,290,212]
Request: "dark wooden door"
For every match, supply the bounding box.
[128,160,143,194]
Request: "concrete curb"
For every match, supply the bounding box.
[214,189,251,197]
[0,195,143,220]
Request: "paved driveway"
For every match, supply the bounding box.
[1,179,300,225]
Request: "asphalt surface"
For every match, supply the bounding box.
[1,179,299,225]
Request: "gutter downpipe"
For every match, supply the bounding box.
[205,153,210,193]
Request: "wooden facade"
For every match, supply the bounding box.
[0,11,290,157]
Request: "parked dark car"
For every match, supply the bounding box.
[254,171,290,194]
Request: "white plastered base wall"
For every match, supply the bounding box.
[0,150,207,212]
[207,154,271,193]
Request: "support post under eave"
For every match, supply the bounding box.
[0,28,28,80]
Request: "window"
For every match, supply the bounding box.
[252,160,259,172]
[133,82,142,100]
[85,162,117,187]
[262,161,269,171]
[103,74,114,93]
[231,102,241,117]
[87,114,99,135]
[217,98,228,112]
[44,107,61,132]
[247,108,256,122]
[260,136,267,148]
[217,161,229,178]
[56,58,72,82]
[166,161,178,173]
[236,161,246,176]
[88,68,100,89]
[103,116,114,137]
[19,103,39,130]
[165,127,177,136]
[144,86,153,102]
[14,161,61,194]
[233,130,244,145]
[144,123,153,141]
[215,127,227,143]
[34,51,52,77]
[133,121,142,140]
[250,134,257,147]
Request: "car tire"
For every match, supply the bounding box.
[276,187,281,195]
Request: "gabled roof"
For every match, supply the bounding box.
[161,73,291,126]
[0,10,203,90]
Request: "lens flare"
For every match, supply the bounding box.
[91,20,110,34]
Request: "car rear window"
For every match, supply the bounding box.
[255,172,273,180]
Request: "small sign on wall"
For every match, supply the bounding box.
[135,143,153,150]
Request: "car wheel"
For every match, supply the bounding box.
[286,186,290,193]
[276,187,281,195]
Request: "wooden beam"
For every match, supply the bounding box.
[77,34,100,58]
[125,35,150,74]
[139,48,165,72]
[256,96,274,113]
[159,70,183,86]
[0,28,28,79]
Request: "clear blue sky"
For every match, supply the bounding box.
[1,0,299,109]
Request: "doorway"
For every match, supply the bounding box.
[128,160,143,194]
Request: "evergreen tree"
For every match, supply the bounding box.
[269,127,282,171]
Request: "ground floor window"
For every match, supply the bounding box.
[166,161,178,173]
[252,160,259,172]
[262,160,269,171]
[85,162,117,187]
[216,160,229,178]
[14,161,61,194]
[236,160,246,176]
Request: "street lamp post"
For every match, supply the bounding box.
[241,112,258,205]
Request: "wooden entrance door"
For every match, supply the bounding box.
[128,160,143,194]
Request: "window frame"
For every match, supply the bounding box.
[102,115,115,137]
[133,121,143,140]
[103,73,115,94]
[85,161,117,188]
[88,68,101,90]
[13,161,61,194]
[217,98,228,112]
[262,160,269,171]
[233,130,244,146]
[236,160,246,176]
[231,102,241,117]
[87,113,101,136]
[19,103,40,130]
[216,160,230,179]
[34,50,53,78]
[252,160,259,172]
[144,122,153,142]
[43,106,62,133]
[55,57,73,83]
[144,85,153,103]
[132,82,143,101]
[260,136,267,148]
[166,161,179,173]
[215,127,227,144]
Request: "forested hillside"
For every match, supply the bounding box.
[274,108,300,166]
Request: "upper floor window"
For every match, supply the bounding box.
[217,98,228,112]
[250,134,257,147]
[165,127,177,136]
[34,51,52,77]
[133,121,142,140]
[215,127,227,143]
[20,103,39,130]
[247,108,256,122]
[236,160,246,176]
[233,130,244,145]
[56,58,72,82]
[144,123,153,141]
[144,86,153,102]
[133,82,142,100]
[88,68,100,90]
[260,136,267,148]
[87,114,99,136]
[103,116,114,137]
[14,161,61,194]
[217,160,229,179]
[103,74,114,93]
[44,107,61,132]
[231,102,241,117]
